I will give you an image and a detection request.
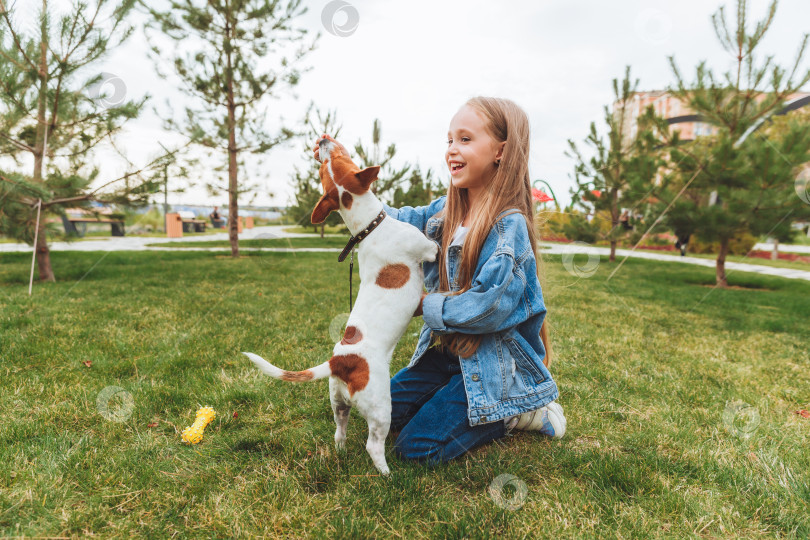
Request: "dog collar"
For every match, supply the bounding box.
[338,209,386,262]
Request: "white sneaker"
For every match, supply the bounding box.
[504,401,566,439]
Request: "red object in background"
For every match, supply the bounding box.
[590,189,602,198]
[531,188,554,203]
[82,361,92,367]
[233,411,239,418]
[795,410,810,418]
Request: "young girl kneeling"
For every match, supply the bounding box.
[322,96,565,467]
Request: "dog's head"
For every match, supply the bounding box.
[312,139,380,224]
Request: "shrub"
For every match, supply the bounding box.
[561,214,600,244]
[688,232,758,255]
[126,207,165,234]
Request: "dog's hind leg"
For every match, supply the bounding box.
[329,378,351,451]
[356,397,392,476]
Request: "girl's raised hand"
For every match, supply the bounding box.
[313,134,350,163]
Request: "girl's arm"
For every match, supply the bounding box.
[421,250,529,335]
[381,196,447,233]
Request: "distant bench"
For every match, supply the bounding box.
[61,215,125,237]
[181,218,207,233]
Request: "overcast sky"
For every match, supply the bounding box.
[11,0,810,210]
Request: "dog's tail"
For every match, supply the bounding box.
[241,352,332,382]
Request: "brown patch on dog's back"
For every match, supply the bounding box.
[376,263,410,289]
[329,354,370,395]
[341,325,362,345]
[341,191,353,209]
[280,370,314,382]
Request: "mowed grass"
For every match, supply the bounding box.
[1,248,809,538]
[144,236,349,249]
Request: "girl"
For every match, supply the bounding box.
[315,96,565,467]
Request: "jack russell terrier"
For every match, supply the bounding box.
[242,137,438,475]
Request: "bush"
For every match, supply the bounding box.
[541,210,571,239]
[126,207,165,234]
[561,214,600,244]
[688,232,758,255]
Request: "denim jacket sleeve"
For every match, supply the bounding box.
[381,196,447,234]
[421,250,525,335]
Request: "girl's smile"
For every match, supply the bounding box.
[449,161,466,175]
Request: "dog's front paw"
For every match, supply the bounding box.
[423,242,439,263]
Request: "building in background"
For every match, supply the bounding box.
[614,90,810,144]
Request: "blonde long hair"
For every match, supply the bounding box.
[433,97,553,367]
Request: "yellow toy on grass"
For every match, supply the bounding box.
[181,406,216,444]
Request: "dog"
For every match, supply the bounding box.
[242,137,439,475]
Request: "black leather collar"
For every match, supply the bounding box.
[338,209,386,262]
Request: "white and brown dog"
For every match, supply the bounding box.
[242,137,438,475]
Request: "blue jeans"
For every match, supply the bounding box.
[390,346,507,466]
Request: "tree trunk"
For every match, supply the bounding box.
[31,0,55,282]
[35,217,55,281]
[609,197,619,262]
[320,223,324,239]
[716,238,729,288]
[227,100,239,257]
[771,238,779,261]
[225,16,239,258]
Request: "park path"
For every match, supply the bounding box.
[2,225,810,282]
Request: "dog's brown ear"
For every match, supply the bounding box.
[355,166,380,191]
[312,193,340,224]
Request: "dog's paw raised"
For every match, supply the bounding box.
[424,243,439,263]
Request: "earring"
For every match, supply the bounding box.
[495,159,501,167]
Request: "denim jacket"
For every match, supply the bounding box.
[381,196,559,427]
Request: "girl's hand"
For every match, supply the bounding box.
[313,134,350,163]
[413,291,428,317]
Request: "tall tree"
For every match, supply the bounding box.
[0,0,167,281]
[141,0,318,257]
[643,0,810,287]
[760,105,810,257]
[566,66,664,261]
[353,119,418,204]
[390,166,444,209]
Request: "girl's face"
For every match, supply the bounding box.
[446,105,505,194]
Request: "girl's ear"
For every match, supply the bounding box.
[496,141,506,161]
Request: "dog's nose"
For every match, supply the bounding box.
[319,138,333,160]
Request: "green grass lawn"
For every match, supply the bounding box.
[83,229,227,239]
[611,246,810,272]
[147,235,810,274]
[282,224,348,235]
[145,236,349,249]
[1,250,808,538]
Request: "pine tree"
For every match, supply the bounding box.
[643,0,810,287]
[0,0,169,281]
[760,106,810,257]
[566,66,665,261]
[391,167,444,209]
[141,0,318,257]
[353,119,418,204]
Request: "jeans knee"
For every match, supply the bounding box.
[393,433,451,465]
